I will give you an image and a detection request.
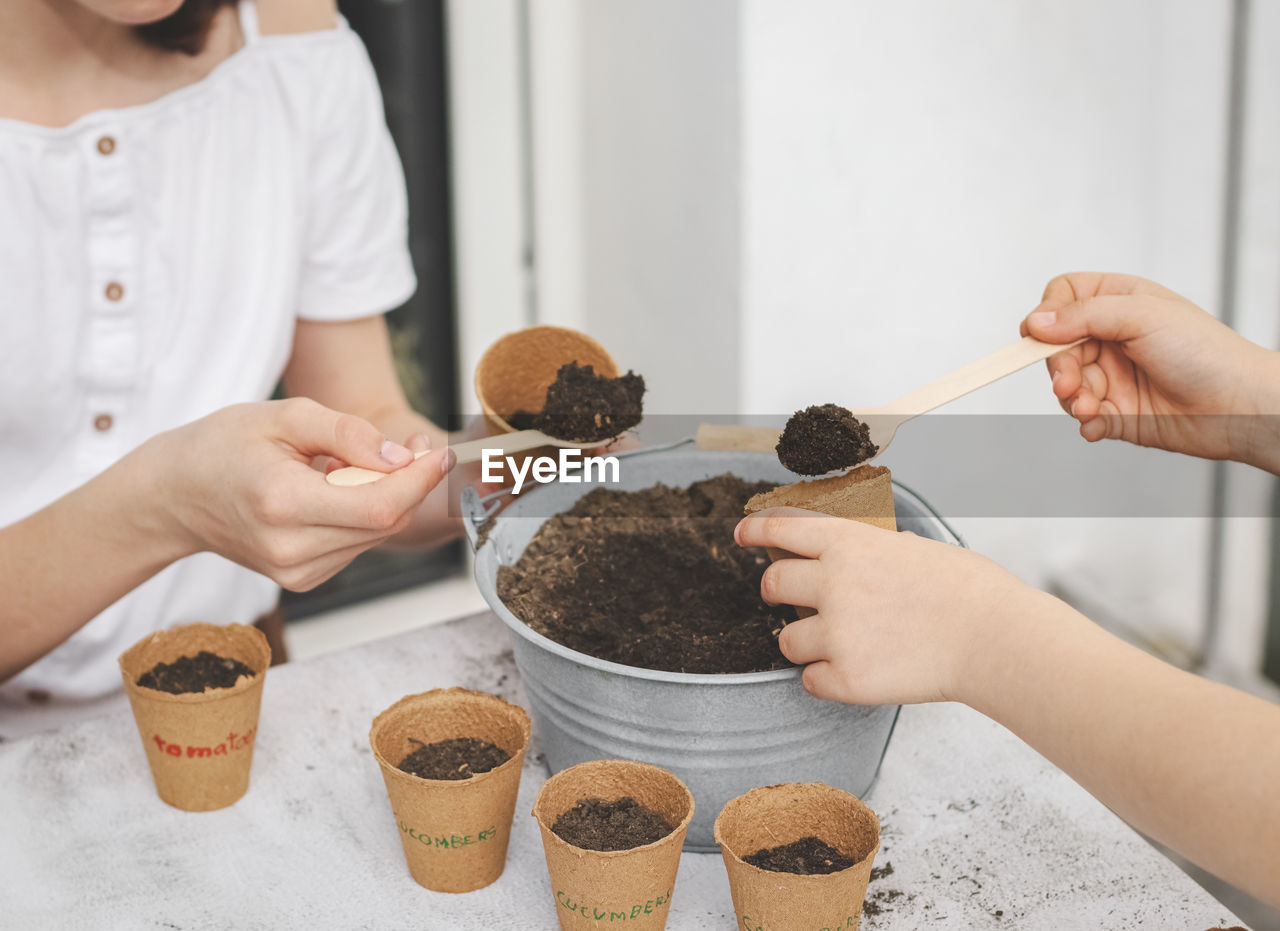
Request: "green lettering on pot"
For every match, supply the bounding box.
[555,889,674,922]
[397,821,497,848]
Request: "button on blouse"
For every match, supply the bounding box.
[0,1,417,704]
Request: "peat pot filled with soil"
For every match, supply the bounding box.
[532,759,694,931]
[119,622,270,812]
[464,441,963,851]
[369,688,531,893]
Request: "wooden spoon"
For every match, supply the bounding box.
[325,430,597,487]
[697,335,1085,463]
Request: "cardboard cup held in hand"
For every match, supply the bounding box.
[118,622,270,812]
[532,759,694,931]
[474,324,619,437]
[715,782,881,931]
[369,688,531,893]
[473,326,619,486]
[744,463,897,618]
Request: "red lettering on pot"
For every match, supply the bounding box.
[151,728,257,761]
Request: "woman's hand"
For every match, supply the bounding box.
[1022,272,1280,472]
[735,507,1044,706]
[147,398,454,590]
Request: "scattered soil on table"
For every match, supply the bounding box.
[862,887,906,918]
[136,651,255,694]
[864,860,911,919]
[869,862,894,882]
[505,361,645,443]
[744,836,856,874]
[551,797,674,851]
[776,403,878,475]
[397,737,511,780]
[496,474,796,674]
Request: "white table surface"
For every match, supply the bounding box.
[0,611,1243,930]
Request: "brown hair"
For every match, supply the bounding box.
[136,0,239,56]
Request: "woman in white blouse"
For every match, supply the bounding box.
[0,0,462,728]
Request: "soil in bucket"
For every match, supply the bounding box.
[552,797,674,852]
[506,361,645,443]
[497,474,796,674]
[776,403,878,475]
[397,737,511,780]
[136,651,256,694]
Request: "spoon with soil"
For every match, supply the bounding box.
[327,361,644,486]
[697,334,1085,471]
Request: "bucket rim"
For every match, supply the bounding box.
[471,440,963,685]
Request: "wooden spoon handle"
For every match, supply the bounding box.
[695,424,782,453]
[324,431,600,486]
[878,335,1086,418]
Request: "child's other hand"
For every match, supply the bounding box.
[735,508,1040,706]
[1022,272,1280,469]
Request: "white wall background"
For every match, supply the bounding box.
[737,0,1229,660]
[448,0,1280,684]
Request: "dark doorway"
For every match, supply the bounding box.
[283,0,463,620]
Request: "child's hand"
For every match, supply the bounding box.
[1022,272,1280,471]
[735,508,1042,706]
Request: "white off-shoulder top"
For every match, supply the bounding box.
[0,1,416,722]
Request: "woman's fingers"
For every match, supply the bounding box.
[273,396,414,471]
[404,433,432,455]
[327,448,455,529]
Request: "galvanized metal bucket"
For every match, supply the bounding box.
[463,439,964,851]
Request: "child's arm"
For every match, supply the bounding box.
[736,510,1280,906]
[1024,271,1280,474]
[0,399,451,682]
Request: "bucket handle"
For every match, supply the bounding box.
[461,485,512,551]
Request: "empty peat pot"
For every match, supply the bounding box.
[465,441,963,850]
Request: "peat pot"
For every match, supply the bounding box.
[464,440,964,851]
